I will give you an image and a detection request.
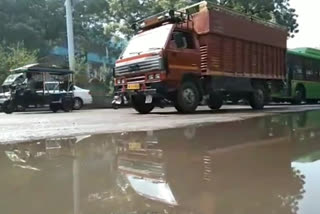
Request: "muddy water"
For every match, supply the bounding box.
[1,111,320,214]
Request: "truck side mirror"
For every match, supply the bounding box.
[174,33,185,48]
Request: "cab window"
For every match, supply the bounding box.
[172,31,195,49]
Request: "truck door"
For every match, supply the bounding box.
[166,31,200,82]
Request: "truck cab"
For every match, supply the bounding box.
[113,8,202,114]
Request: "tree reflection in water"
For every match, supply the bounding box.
[2,111,320,214]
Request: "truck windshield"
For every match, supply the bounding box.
[121,24,173,59]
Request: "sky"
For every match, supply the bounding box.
[287,0,320,49]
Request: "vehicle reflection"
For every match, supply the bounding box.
[1,111,320,214]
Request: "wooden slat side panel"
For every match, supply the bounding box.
[235,40,243,75]
[263,46,267,77]
[244,42,250,76]
[209,35,223,72]
[223,37,234,73]
[205,33,286,79]
[252,43,258,75]
[269,47,274,78]
[275,48,278,77]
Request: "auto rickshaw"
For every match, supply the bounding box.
[1,64,74,114]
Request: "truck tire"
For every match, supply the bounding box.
[292,86,305,105]
[175,81,200,114]
[2,100,15,114]
[208,92,223,110]
[50,103,60,113]
[132,95,154,114]
[249,86,265,110]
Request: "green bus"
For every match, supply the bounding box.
[273,47,320,104]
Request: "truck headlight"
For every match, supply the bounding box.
[148,74,154,80]
[121,79,125,84]
[116,79,121,85]
[155,73,161,79]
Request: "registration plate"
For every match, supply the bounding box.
[127,83,140,90]
[128,142,142,151]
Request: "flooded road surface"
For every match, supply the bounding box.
[1,111,320,214]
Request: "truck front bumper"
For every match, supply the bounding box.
[112,82,170,107]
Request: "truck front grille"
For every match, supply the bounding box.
[115,56,163,76]
[126,75,145,83]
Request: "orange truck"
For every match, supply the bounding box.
[112,1,287,114]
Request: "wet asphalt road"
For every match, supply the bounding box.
[1,110,320,214]
[1,104,320,144]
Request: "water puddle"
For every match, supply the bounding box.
[1,111,320,214]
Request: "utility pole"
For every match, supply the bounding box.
[65,0,76,71]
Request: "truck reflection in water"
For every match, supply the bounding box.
[1,111,320,214]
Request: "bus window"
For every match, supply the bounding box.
[292,58,304,80]
[287,54,304,81]
[314,61,320,81]
[305,59,314,81]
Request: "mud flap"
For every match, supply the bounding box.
[112,95,129,108]
[145,95,153,104]
[112,95,122,105]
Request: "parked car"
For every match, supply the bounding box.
[73,86,93,110]
[44,83,92,110]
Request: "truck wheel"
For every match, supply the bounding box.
[249,86,265,110]
[132,95,154,114]
[50,103,60,113]
[175,81,200,114]
[3,100,15,114]
[292,86,305,105]
[208,92,223,110]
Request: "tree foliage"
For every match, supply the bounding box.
[105,0,298,38]
[0,43,38,84]
[0,0,299,61]
[0,0,66,54]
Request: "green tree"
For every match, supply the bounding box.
[0,43,38,85]
[0,0,66,54]
[104,0,298,38]
[74,56,89,88]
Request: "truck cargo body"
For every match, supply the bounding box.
[113,1,288,113]
[194,6,287,80]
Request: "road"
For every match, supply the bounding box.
[1,104,320,144]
